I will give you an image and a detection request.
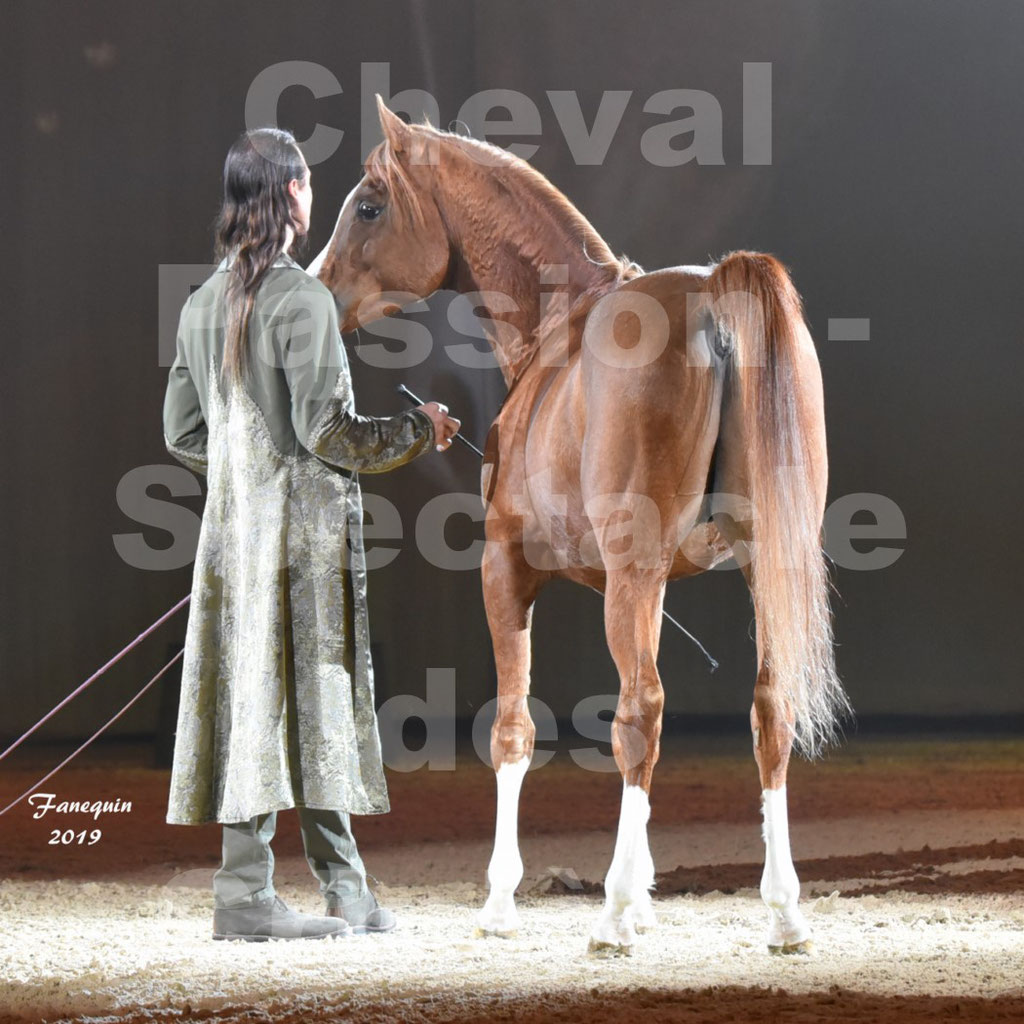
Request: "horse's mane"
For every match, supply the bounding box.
[364,122,644,288]
[365,121,645,380]
[364,136,428,229]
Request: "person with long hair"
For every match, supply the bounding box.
[162,126,460,941]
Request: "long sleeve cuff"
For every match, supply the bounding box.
[303,403,435,474]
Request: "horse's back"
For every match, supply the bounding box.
[574,263,724,423]
[577,264,720,381]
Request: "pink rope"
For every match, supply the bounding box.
[0,647,185,818]
[0,594,190,764]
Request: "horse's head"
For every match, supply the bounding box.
[310,95,450,333]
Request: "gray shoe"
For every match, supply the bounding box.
[213,895,352,941]
[325,891,396,933]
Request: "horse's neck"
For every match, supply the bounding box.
[458,255,625,389]
[441,158,619,388]
[450,257,541,385]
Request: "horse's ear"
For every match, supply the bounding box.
[376,94,409,154]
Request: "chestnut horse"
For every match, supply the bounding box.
[311,96,849,955]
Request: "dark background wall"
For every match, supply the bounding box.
[1,0,1021,744]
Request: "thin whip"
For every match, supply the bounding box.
[0,648,185,818]
[0,594,191,764]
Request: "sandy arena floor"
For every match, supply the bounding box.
[0,734,1022,1023]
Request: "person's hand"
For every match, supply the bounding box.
[417,402,461,452]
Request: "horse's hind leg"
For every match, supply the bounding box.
[588,569,666,955]
[752,660,812,954]
[715,519,813,955]
[476,542,544,938]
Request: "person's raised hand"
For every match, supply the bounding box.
[417,402,461,453]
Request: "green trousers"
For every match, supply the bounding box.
[212,807,369,909]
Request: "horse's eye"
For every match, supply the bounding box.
[356,201,382,221]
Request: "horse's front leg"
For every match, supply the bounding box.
[476,541,543,938]
[589,569,665,956]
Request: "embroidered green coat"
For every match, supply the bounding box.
[162,252,435,825]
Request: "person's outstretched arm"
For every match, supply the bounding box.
[281,280,435,473]
[163,297,209,475]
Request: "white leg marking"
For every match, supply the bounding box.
[589,784,655,953]
[477,757,529,935]
[761,786,811,950]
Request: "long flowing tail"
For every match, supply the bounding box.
[709,251,849,756]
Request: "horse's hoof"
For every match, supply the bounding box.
[768,939,814,956]
[474,925,518,939]
[588,937,633,958]
[476,897,520,938]
[632,907,657,934]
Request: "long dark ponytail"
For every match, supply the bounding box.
[214,127,308,386]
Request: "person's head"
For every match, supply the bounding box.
[214,127,312,384]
